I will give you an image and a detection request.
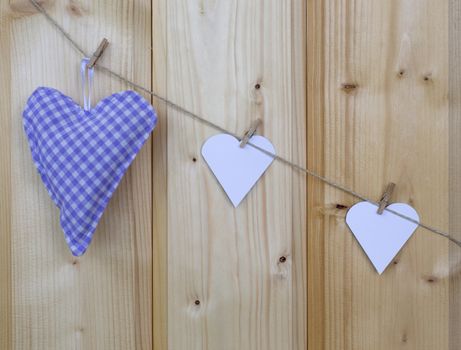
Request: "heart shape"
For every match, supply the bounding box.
[23,87,157,256]
[201,134,275,207]
[346,202,419,274]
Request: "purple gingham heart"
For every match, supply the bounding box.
[23,87,157,256]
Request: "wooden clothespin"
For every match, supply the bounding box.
[239,119,262,148]
[377,182,395,214]
[87,38,109,69]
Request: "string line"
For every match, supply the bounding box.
[28,0,461,248]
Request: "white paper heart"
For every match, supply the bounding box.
[345,202,419,274]
[201,134,275,207]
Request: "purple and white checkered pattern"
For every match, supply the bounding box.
[23,87,157,256]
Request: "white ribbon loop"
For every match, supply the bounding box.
[80,58,94,111]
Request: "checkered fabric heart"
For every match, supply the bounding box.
[23,87,157,256]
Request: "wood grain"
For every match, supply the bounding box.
[2,0,457,349]
[6,0,153,349]
[164,0,307,349]
[308,0,449,349]
[307,0,326,348]
[152,0,168,349]
[449,0,461,348]
[0,2,12,349]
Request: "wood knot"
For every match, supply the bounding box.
[9,0,54,17]
[401,333,408,343]
[397,69,406,78]
[194,299,201,306]
[423,73,432,83]
[425,276,438,284]
[67,0,85,17]
[250,80,264,105]
[279,256,287,263]
[317,204,348,219]
[341,83,358,93]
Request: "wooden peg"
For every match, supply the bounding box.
[87,38,109,69]
[377,182,396,214]
[239,119,262,148]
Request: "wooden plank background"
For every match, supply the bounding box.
[163,1,306,349]
[0,0,459,349]
[3,0,153,349]
[450,0,461,348]
[0,1,12,349]
[308,1,452,349]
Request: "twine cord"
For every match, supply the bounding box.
[28,0,461,248]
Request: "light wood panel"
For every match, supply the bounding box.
[151,0,168,349]
[164,0,307,349]
[307,0,326,348]
[449,0,461,348]
[3,0,458,349]
[0,2,12,349]
[308,1,449,349]
[6,0,153,349]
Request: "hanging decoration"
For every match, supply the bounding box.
[23,0,461,274]
[22,56,157,256]
[346,202,419,274]
[201,133,275,207]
